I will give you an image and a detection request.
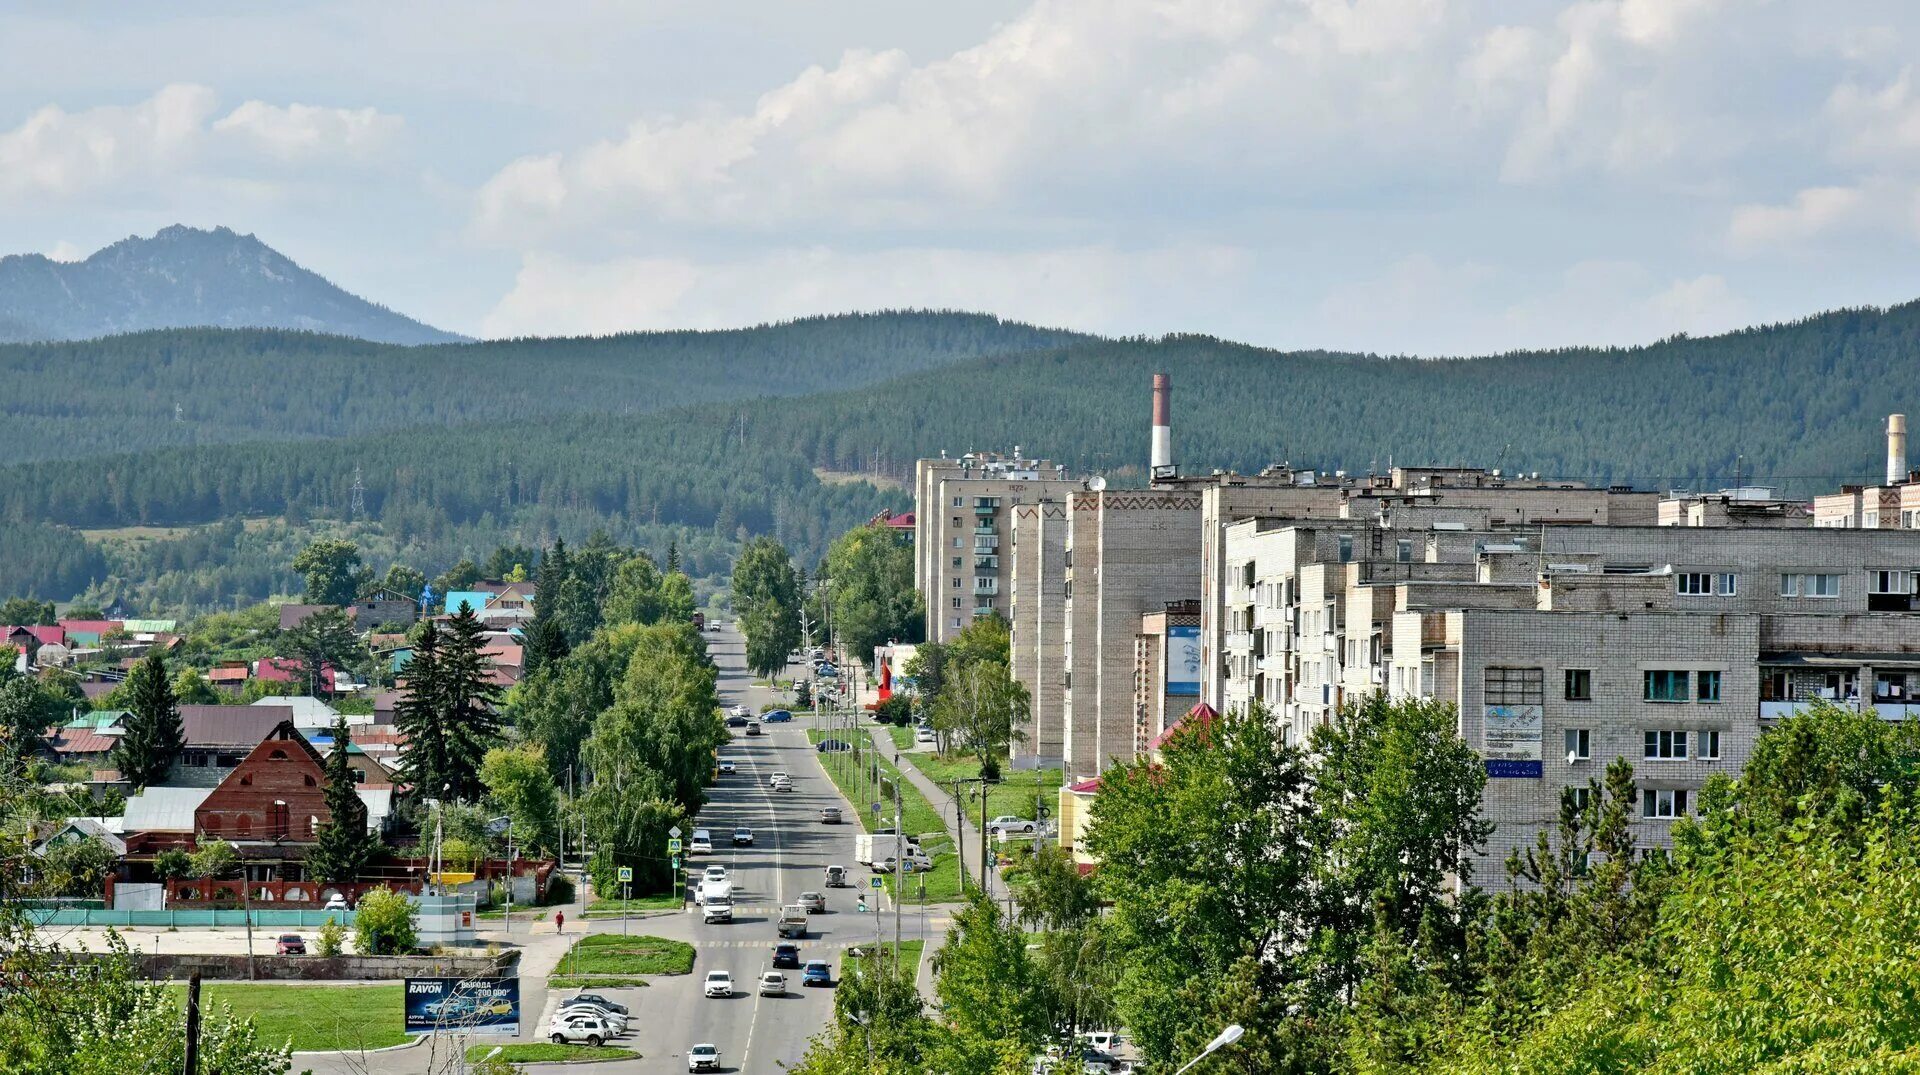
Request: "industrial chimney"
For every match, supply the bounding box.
[1151,373,1172,475]
[1889,413,1908,486]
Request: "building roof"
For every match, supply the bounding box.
[181,705,291,749]
[64,710,124,730]
[1066,778,1102,794]
[33,817,126,856]
[120,619,177,633]
[58,620,122,636]
[123,785,215,832]
[444,590,495,615]
[277,604,335,631]
[46,728,116,756]
[251,695,339,727]
[7,625,66,646]
[1148,703,1218,752]
[77,680,117,700]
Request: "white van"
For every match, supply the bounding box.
[690,829,713,854]
[700,880,734,923]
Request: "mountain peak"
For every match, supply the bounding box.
[0,226,465,346]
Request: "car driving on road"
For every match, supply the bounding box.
[824,864,849,887]
[819,807,842,823]
[759,970,787,996]
[717,759,736,774]
[690,829,712,854]
[703,864,728,885]
[688,1043,721,1072]
[729,704,751,719]
[732,825,754,846]
[274,934,305,955]
[802,960,833,987]
[703,971,734,998]
[772,942,801,968]
[799,890,826,913]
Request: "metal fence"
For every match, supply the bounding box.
[25,907,357,928]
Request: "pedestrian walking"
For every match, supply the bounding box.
[555,910,565,933]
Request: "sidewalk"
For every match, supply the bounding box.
[865,726,1003,905]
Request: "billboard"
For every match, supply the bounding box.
[1165,625,1201,697]
[404,976,520,1035]
[1483,705,1543,778]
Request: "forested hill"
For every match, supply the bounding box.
[0,225,462,347]
[0,311,1089,462]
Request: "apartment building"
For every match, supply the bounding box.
[1008,495,1070,769]
[913,450,1075,644]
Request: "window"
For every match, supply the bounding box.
[1763,670,1790,700]
[951,597,962,609]
[1644,669,1689,702]
[1485,666,1545,706]
[1644,729,1689,759]
[1565,668,1592,701]
[1718,573,1737,595]
[351,768,368,783]
[1871,569,1912,594]
[1779,573,1798,597]
[951,557,961,568]
[1809,573,1840,597]
[1699,730,1721,759]
[268,749,288,760]
[1697,670,1721,702]
[952,537,962,549]
[952,496,963,507]
[1337,535,1354,563]
[1641,788,1688,819]
[1676,572,1712,595]
[1565,728,1591,760]
[1566,786,1594,811]
[952,577,960,589]
[952,516,961,528]
[1396,539,1413,563]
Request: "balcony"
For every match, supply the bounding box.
[1259,653,1287,675]
[973,605,997,617]
[974,536,1000,552]
[974,580,999,596]
[974,555,999,571]
[1762,698,1919,721]
[974,503,998,515]
[1225,631,1254,650]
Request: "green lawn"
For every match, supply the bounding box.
[548,974,652,989]
[467,1043,639,1063]
[809,726,966,901]
[557,933,695,977]
[582,893,683,916]
[165,983,407,1052]
[886,725,915,750]
[903,752,1063,830]
[844,939,927,980]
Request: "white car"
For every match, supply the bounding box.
[988,815,1038,835]
[703,971,734,998]
[717,759,736,774]
[548,1012,616,1046]
[915,726,936,743]
[768,771,790,786]
[556,1001,627,1032]
[729,704,751,719]
[321,894,349,911]
[703,865,729,885]
[690,830,713,854]
[688,1043,721,1072]
[758,970,787,995]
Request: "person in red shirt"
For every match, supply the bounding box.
[555,911,565,933]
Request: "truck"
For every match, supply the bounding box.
[700,880,734,924]
[776,904,808,938]
[853,832,920,866]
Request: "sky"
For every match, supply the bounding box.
[4,0,1920,355]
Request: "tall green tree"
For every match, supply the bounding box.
[111,651,183,788]
[0,597,55,625]
[394,609,503,802]
[927,658,1027,780]
[0,675,64,758]
[603,553,666,627]
[306,716,377,883]
[292,538,369,606]
[282,605,361,695]
[818,524,921,661]
[376,562,427,601]
[932,894,1049,1062]
[481,742,560,855]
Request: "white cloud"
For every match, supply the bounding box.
[479,244,1253,339]
[0,84,405,201]
[211,101,403,161]
[1729,186,1870,249]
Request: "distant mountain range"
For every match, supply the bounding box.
[0,225,463,345]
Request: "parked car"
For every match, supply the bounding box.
[274,934,305,955]
[746,721,763,737]
[567,993,630,1017]
[321,894,350,911]
[772,942,802,968]
[717,759,736,774]
[548,1011,616,1046]
[759,970,787,996]
[915,726,936,743]
[688,1043,722,1072]
[820,807,843,823]
[988,815,1038,836]
[724,715,749,728]
[556,1001,627,1031]
[1082,1031,1123,1054]
[802,960,833,987]
[729,704,750,718]
[825,864,849,887]
[764,709,792,723]
[732,826,754,846]
[873,851,932,874]
[816,738,852,753]
[703,971,734,998]
[799,891,827,913]
[690,829,713,854]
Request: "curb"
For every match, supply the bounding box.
[292,1033,425,1056]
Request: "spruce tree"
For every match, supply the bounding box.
[112,651,183,788]
[306,716,375,883]
[395,610,502,803]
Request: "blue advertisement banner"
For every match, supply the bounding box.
[404,976,520,1035]
[1166,625,1201,696]
[1484,759,1544,778]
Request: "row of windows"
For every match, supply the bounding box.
[1563,728,1722,760]
[1675,570,1918,597]
[1491,667,1722,703]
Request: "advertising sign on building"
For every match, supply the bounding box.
[1165,625,1202,697]
[404,977,520,1035]
[1483,705,1544,778]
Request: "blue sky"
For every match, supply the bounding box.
[4,0,1920,354]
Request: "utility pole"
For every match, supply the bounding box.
[183,971,202,1075]
[893,775,903,976]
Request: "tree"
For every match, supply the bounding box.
[376,562,427,602]
[435,558,483,594]
[393,609,503,803]
[818,525,920,661]
[187,839,240,895]
[482,544,534,581]
[603,553,666,627]
[170,666,225,705]
[932,894,1048,1059]
[281,605,361,696]
[111,651,183,788]
[733,536,802,612]
[292,538,368,606]
[353,887,417,954]
[928,657,1028,780]
[152,848,190,880]
[0,597,55,625]
[0,675,62,758]
[741,598,800,679]
[306,716,378,884]
[659,570,697,623]
[481,742,560,855]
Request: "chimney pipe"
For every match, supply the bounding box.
[1151,373,1172,474]
[1889,413,1908,486]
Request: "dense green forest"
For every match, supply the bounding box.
[0,311,1085,462]
[6,301,1920,608]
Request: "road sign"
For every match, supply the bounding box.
[670,856,680,870]
[668,825,682,838]
[870,875,884,889]
[667,838,682,853]
[617,866,633,883]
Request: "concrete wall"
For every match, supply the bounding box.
[66,949,517,982]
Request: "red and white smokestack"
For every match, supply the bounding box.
[1889,413,1908,486]
[1151,372,1172,473]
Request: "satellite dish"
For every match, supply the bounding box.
[1088,475,1108,491]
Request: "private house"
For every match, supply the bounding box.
[442,590,495,616]
[252,657,338,694]
[175,705,293,786]
[250,694,358,730]
[58,620,124,646]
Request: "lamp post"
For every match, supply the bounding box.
[1173,1023,1244,1075]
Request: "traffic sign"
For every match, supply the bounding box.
[869,875,884,889]
[617,866,633,883]
[668,825,682,838]
[667,838,682,853]
[670,856,680,870]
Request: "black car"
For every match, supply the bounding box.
[724,715,749,728]
[772,942,802,969]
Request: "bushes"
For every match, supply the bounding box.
[352,888,417,955]
[315,916,345,957]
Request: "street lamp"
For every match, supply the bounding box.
[1173,1024,1244,1075]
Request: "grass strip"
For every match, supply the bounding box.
[582,893,683,916]
[466,1043,639,1063]
[548,974,652,988]
[556,933,696,976]
[164,983,407,1052]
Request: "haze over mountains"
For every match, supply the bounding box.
[0,225,463,345]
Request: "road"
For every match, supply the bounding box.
[298,621,947,1074]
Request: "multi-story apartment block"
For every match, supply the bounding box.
[914,450,1075,645]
